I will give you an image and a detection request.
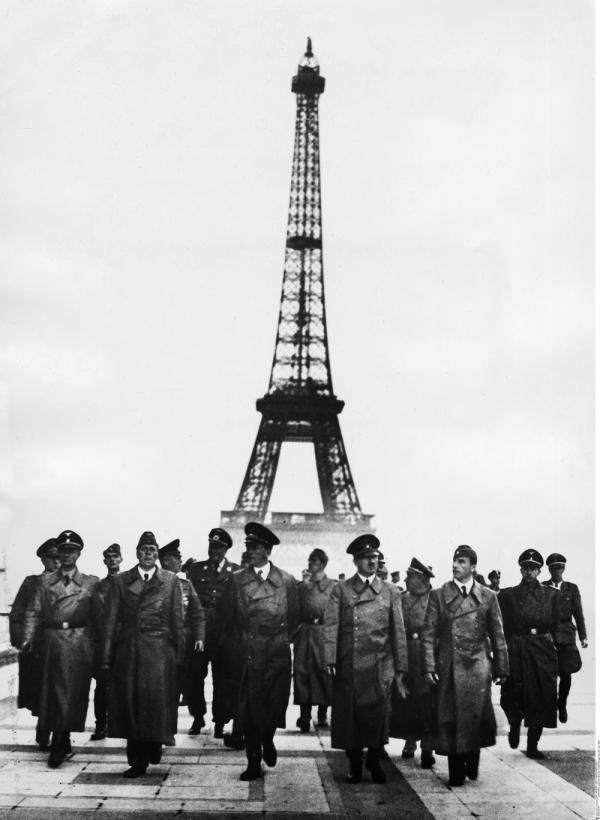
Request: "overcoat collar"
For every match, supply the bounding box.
[239,563,283,589]
[304,574,331,592]
[124,565,166,589]
[50,568,83,588]
[350,572,383,595]
[517,578,543,600]
[442,579,483,612]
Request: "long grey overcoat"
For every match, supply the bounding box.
[10,574,44,712]
[421,580,509,756]
[102,566,184,743]
[293,576,336,706]
[229,563,300,731]
[322,575,408,750]
[22,569,100,732]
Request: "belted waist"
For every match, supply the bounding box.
[406,631,421,640]
[302,617,324,625]
[513,627,550,636]
[44,620,87,630]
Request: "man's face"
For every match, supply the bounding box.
[59,546,81,571]
[245,542,270,567]
[550,565,565,583]
[137,544,158,570]
[161,552,182,573]
[208,542,228,565]
[405,571,428,594]
[354,553,378,576]
[103,553,122,574]
[452,556,473,583]
[42,550,61,573]
[308,557,325,576]
[520,564,540,582]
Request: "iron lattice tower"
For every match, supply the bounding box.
[222,40,372,545]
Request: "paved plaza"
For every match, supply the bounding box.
[0,670,593,820]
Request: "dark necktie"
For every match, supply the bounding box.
[461,585,467,598]
[63,575,70,587]
[363,579,370,592]
[143,573,149,583]
[257,569,264,584]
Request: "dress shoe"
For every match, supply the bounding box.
[90,729,106,741]
[367,760,386,783]
[465,756,479,781]
[214,722,224,739]
[448,776,466,787]
[296,717,311,733]
[123,765,146,778]
[148,745,162,765]
[262,738,277,767]
[240,757,262,781]
[224,732,245,750]
[508,723,520,749]
[420,751,435,769]
[558,703,568,724]
[526,748,545,759]
[401,749,414,759]
[345,766,362,784]
[47,750,65,769]
[316,706,328,727]
[188,717,204,735]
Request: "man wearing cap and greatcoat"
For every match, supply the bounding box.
[390,558,436,769]
[541,553,587,724]
[102,531,184,777]
[188,527,239,737]
[323,534,409,785]
[421,545,509,787]
[228,522,300,781]
[293,548,336,733]
[21,530,100,768]
[90,543,123,741]
[159,539,205,731]
[498,549,560,758]
[10,538,61,750]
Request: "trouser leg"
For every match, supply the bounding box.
[188,650,210,719]
[448,754,466,786]
[93,671,108,731]
[558,674,572,706]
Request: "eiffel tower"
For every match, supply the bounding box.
[221,40,373,572]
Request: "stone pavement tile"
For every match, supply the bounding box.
[0,795,26,807]
[60,782,159,798]
[160,784,248,800]
[166,762,245,789]
[181,799,265,813]
[459,799,577,818]
[19,796,102,810]
[264,760,329,814]
[563,799,596,820]
[79,761,170,778]
[98,797,183,812]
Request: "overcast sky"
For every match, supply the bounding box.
[0,0,594,673]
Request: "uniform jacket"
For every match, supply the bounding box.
[421,580,509,755]
[322,574,408,750]
[10,573,46,711]
[230,562,299,730]
[179,576,205,651]
[541,580,587,645]
[293,575,336,705]
[189,558,239,646]
[102,565,184,742]
[498,580,559,727]
[22,568,100,731]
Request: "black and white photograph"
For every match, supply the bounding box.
[0,1,594,817]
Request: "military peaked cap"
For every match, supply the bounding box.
[453,544,478,564]
[347,533,380,558]
[56,530,84,550]
[407,557,435,578]
[103,543,121,558]
[309,548,328,565]
[546,553,566,567]
[208,528,233,549]
[159,539,181,560]
[487,569,501,580]
[518,548,543,567]
[137,531,158,548]
[244,522,280,547]
[36,538,58,558]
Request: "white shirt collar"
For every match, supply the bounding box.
[357,572,377,586]
[254,562,270,580]
[551,580,563,589]
[454,577,474,594]
[138,565,157,581]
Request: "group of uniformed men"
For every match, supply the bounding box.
[9,524,587,788]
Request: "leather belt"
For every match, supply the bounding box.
[514,628,549,636]
[44,620,87,630]
[303,618,323,625]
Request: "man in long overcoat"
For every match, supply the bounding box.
[323,534,408,784]
[10,538,60,750]
[293,548,336,732]
[188,527,239,736]
[421,545,509,787]
[21,530,100,768]
[228,522,299,781]
[498,548,560,758]
[158,538,205,738]
[102,531,184,778]
[541,553,587,724]
[390,557,436,768]
[90,543,122,741]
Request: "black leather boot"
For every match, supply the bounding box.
[526,726,545,759]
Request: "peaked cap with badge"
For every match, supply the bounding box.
[56,530,84,550]
[137,531,158,548]
[103,543,121,558]
[453,544,477,564]
[36,538,58,558]
[518,548,544,567]
[545,553,566,567]
[208,528,233,550]
[244,522,280,548]
[158,539,181,560]
[346,533,380,558]
[406,557,434,578]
